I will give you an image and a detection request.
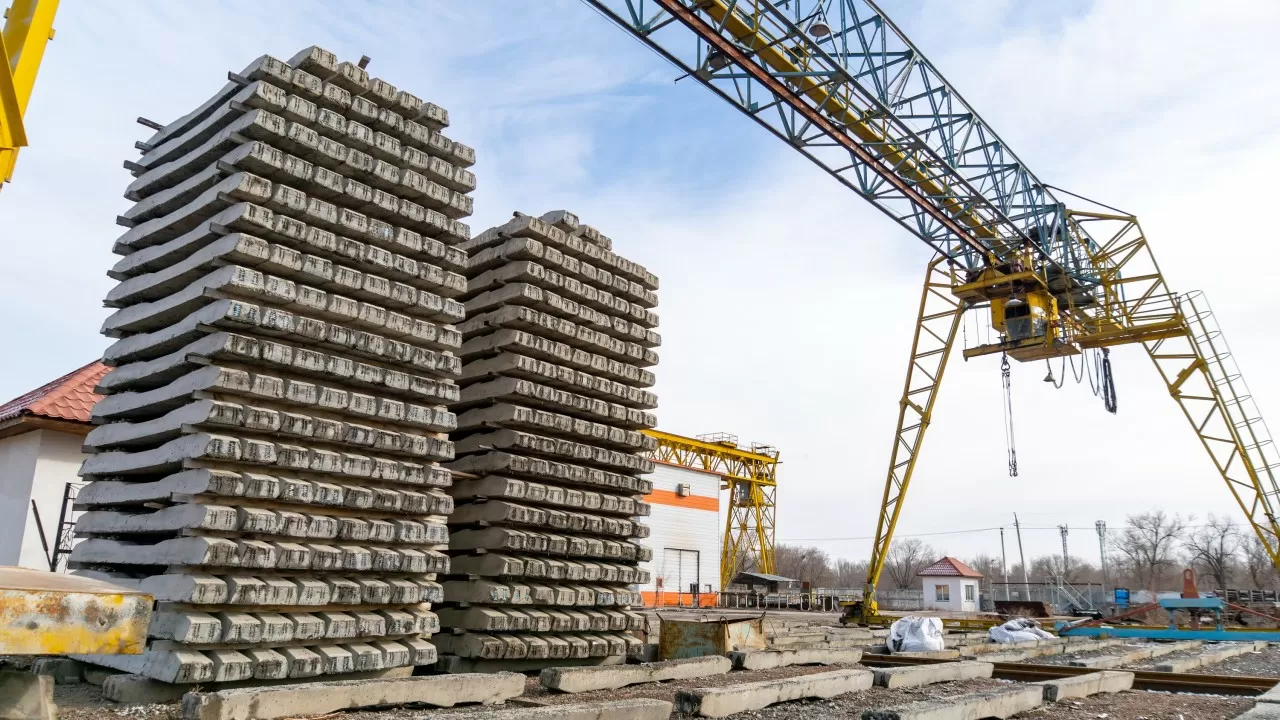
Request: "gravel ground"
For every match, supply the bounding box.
[1187,645,1280,677]
[55,683,180,720]
[1021,690,1251,720]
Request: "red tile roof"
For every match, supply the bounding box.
[918,556,983,578]
[0,361,107,425]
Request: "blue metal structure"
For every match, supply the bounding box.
[1057,597,1280,642]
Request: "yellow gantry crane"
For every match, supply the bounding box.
[0,0,57,189]
[590,0,1280,625]
[644,429,780,589]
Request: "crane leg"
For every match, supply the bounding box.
[1146,293,1280,567]
[859,255,965,624]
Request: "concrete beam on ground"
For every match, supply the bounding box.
[1154,641,1268,673]
[1235,706,1280,720]
[863,685,1043,720]
[883,649,961,660]
[675,669,873,718]
[732,648,863,670]
[1070,641,1202,669]
[425,699,673,720]
[181,672,524,720]
[872,660,993,689]
[540,656,730,693]
[1035,671,1133,702]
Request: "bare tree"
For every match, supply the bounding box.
[965,554,1003,584]
[1029,554,1097,584]
[1243,534,1278,590]
[885,538,936,590]
[774,544,831,585]
[1111,510,1187,590]
[832,558,869,589]
[1184,515,1242,590]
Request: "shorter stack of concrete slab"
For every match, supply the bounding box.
[70,45,476,686]
[438,211,659,671]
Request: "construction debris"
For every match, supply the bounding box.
[437,211,659,670]
[69,45,474,685]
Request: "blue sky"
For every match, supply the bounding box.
[3,0,1280,566]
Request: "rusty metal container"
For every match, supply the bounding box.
[658,613,766,659]
[0,567,151,655]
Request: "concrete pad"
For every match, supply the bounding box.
[180,672,524,720]
[872,660,993,689]
[675,669,873,718]
[425,699,672,720]
[541,656,730,693]
[30,657,84,685]
[0,670,56,720]
[863,685,1042,720]
[102,673,191,704]
[731,648,863,670]
[886,649,961,659]
[1070,640,1202,669]
[1154,641,1267,672]
[1036,671,1134,702]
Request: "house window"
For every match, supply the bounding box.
[964,584,976,602]
[934,584,950,602]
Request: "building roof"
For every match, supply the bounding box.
[918,557,983,578]
[0,361,107,426]
[731,571,795,585]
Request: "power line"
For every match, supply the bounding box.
[780,522,1220,543]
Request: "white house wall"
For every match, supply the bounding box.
[0,429,85,569]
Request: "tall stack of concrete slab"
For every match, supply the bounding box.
[69,46,474,686]
[438,211,660,672]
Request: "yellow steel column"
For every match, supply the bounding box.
[644,430,780,589]
[863,255,964,622]
[0,0,59,186]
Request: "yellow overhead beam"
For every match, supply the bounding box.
[0,0,59,186]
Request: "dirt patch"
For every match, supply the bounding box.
[1021,689,1251,719]
[1187,645,1280,677]
[691,677,1009,720]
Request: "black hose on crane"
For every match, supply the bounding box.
[1101,348,1118,414]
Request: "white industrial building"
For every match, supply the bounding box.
[919,557,984,613]
[637,462,723,607]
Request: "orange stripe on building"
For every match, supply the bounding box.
[645,488,718,512]
[639,590,720,608]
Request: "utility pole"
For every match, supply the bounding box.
[1000,527,1010,600]
[1058,524,1070,579]
[1096,520,1109,606]
[1014,513,1030,600]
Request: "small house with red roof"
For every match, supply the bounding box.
[0,361,107,570]
[919,556,983,612]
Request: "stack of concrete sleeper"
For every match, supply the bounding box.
[438,211,659,670]
[69,46,474,685]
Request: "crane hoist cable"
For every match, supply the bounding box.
[1000,353,1018,477]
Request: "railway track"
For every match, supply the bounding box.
[861,653,1277,696]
